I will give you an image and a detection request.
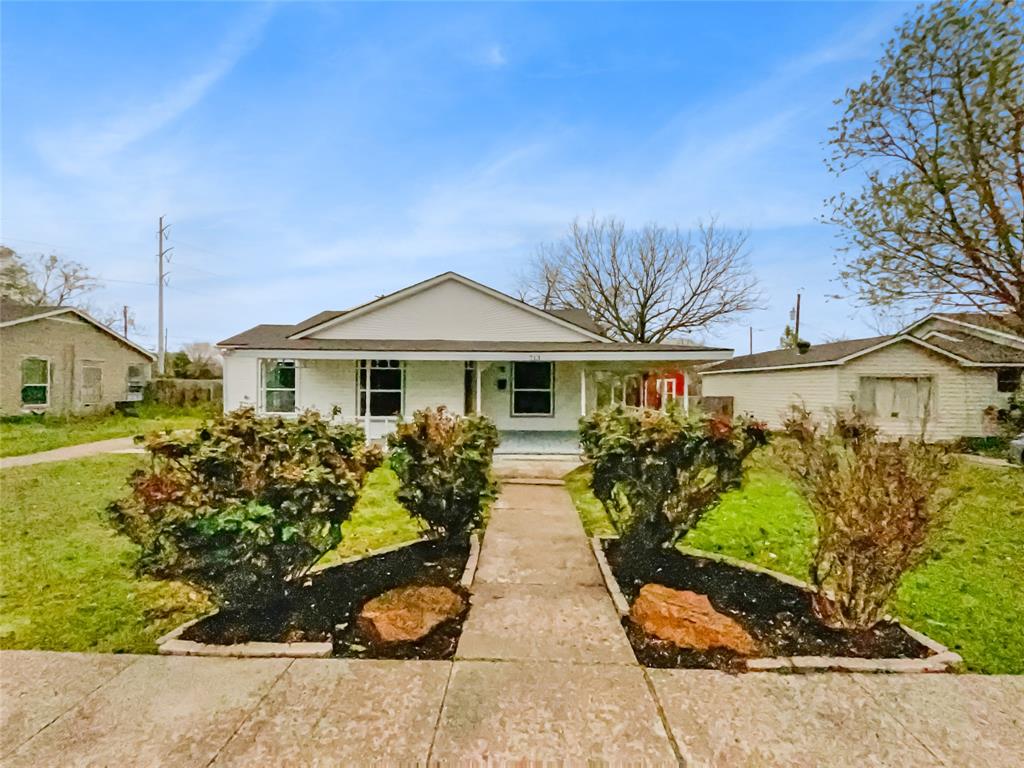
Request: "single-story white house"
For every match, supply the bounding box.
[217,272,733,454]
[701,312,1024,440]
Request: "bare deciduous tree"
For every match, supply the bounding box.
[0,246,101,307]
[518,217,762,342]
[33,252,100,306]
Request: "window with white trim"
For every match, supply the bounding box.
[21,357,49,407]
[511,362,553,416]
[262,359,296,413]
[358,359,404,417]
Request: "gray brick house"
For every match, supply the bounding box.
[0,300,155,415]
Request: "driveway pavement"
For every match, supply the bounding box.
[2,481,1022,765]
[0,438,141,470]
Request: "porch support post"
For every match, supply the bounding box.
[362,360,371,442]
[682,369,690,414]
[580,365,587,416]
[475,361,482,414]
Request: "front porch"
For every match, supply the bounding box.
[224,349,726,454]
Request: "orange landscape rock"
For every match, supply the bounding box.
[629,583,758,655]
[357,585,466,643]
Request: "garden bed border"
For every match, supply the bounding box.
[158,533,482,658]
[589,535,962,673]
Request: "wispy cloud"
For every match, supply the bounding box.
[481,44,507,68]
[34,4,274,176]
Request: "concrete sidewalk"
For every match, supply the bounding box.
[2,481,1022,765]
[2,650,1021,766]
[0,437,141,470]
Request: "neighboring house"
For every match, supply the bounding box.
[217,272,732,453]
[0,300,154,415]
[701,312,1024,440]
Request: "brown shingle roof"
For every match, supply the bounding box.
[217,327,726,354]
[924,333,1024,365]
[930,312,1024,335]
[705,336,892,373]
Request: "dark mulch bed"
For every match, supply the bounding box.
[604,540,930,671]
[181,537,470,660]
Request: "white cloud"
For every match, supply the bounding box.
[34,5,274,176]
[482,44,507,68]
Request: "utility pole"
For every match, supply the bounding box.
[122,305,129,338]
[794,293,802,342]
[157,216,173,375]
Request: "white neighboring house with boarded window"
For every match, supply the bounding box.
[700,312,1024,441]
[217,272,732,454]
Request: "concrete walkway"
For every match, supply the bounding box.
[0,438,140,470]
[2,481,1023,765]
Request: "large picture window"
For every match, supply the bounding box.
[512,361,553,416]
[262,359,296,413]
[358,360,404,417]
[21,357,49,406]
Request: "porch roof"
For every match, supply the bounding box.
[217,327,731,362]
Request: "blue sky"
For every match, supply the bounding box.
[1,1,915,353]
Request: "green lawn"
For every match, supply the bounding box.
[0,404,213,457]
[565,454,1024,674]
[0,457,424,653]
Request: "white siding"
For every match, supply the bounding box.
[837,343,999,440]
[405,361,465,414]
[308,279,594,342]
[300,360,357,418]
[701,367,839,428]
[702,340,1006,440]
[222,354,259,411]
[480,361,583,432]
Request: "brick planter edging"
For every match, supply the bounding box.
[589,535,961,674]
[158,532,482,659]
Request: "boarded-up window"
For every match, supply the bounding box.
[81,362,103,405]
[21,358,49,406]
[858,377,933,420]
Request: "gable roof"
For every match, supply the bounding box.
[903,311,1024,341]
[703,331,1023,375]
[0,299,155,360]
[288,271,611,342]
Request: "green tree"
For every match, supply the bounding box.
[828,0,1024,326]
[779,323,800,349]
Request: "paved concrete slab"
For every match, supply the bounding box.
[0,651,137,757]
[0,437,137,470]
[483,504,586,540]
[853,674,1024,767]
[430,660,677,764]
[457,582,635,663]
[473,533,603,586]
[6,655,291,768]
[211,659,450,766]
[492,482,579,511]
[650,669,944,767]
